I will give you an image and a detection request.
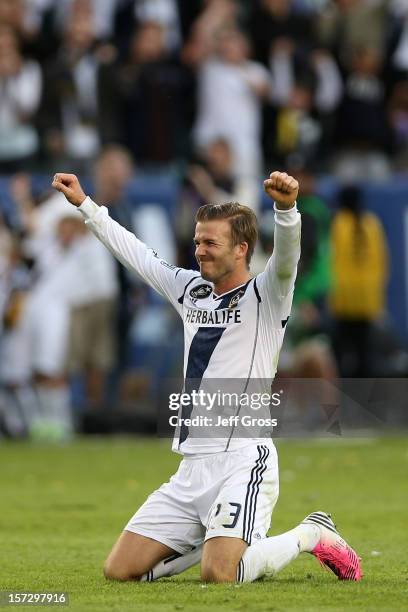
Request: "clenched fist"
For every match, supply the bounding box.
[263,171,299,210]
[52,173,87,207]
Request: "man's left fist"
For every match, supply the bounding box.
[263,171,299,210]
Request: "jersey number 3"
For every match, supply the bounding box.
[214,502,242,529]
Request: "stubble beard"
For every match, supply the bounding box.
[199,260,233,285]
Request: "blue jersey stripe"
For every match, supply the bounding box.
[179,284,250,446]
[253,278,262,303]
[179,326,226,444]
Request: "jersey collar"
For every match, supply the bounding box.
[212,279,252,301]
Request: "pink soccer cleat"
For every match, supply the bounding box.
[302,511,363,581]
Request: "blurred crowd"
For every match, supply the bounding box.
[0,0,407,439]
[0,0,407,177]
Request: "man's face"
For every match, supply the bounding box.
[194,219,244,284]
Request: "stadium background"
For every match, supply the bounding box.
[1,0,408,438]
[0,2,407,609]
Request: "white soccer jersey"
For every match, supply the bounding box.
[78,197,301,455]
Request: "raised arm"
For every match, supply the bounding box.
[257,171,301,301]
[52,173,197,311]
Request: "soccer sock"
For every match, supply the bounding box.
[14,385,41,432]
[140,546,202,582]
[289,523,321,553]
[237,524,320,583]
[0,388,26,436]
[35,385,73,435]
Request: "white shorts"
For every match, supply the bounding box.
[125,442,279,554]
[0,325,31,384]
[25,293,70,377]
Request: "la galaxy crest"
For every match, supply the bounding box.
[190,284,212,303]
[228,288,245,309]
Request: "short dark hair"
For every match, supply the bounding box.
[195,202,258,266]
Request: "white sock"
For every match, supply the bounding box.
[36,386,73,434]
[237,523,320,583]
[14,385,41,431]
[140,546,202,582]
[290,523,321,553]
[1,389,26,436]
[238,533,299,582]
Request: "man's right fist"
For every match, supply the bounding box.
[263,171,299,210]
[52,173,87,207]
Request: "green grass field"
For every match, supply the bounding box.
[1,436,407,611]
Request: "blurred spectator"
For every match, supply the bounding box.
[317,0,389,70]
[390,14,408,80]
[0,211,13,272]
[13,181,77,265]
[388,79,408,169]
[92,145,136,369]
[0,26,42,172]
[179,138,260,267]
[267,41,342,166]
[93,145,134,221]
[275,162,335,383]
[263,162,337,419]
[0,236,38,437]
[90,144,180,412]
[329,185,389,377]
[176,0,205,42]
[191,0,240,42]
[134,0,182,50]
[38,5,101,172]
[66,220,118,410]
[0,0,33,45]
[193,27,270,179]
[274,79,321,167]
[334,46,391,181]
[187,138,259,208]
[21,0,117,63]
[249,0,315,65]
[6,174,118,418]
[51,0,119,42]
[291,162,331,311]
[23,209,116,432]
[98,21,191,165]
[8,172,36,234]
[113,0,180,59]
[12,216,84,440]
[91,144,177,373]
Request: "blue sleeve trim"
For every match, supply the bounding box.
[253,278,262,303]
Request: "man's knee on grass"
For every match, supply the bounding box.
[201,561,238,583]
[103,558,142,582]
[201,537,247,583]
